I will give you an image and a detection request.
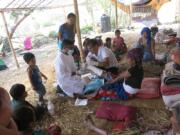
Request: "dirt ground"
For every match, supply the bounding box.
[0,32,171,135]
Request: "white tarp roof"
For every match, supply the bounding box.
[0,0,85,11]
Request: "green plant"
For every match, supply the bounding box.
[81,25,93,34]
[48,31,57,39]
[43,22,54,27]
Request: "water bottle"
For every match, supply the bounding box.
[47,100,55,115]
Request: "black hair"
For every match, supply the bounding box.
[13,106,34,131]
[115,29,121,34]
[175,103,180,125]
[67,13,76,19]
[83,38,90,47]
[106,37,111,42]
[87,39,99,48]
[127,48,143,66]
[10,84,26,100]
[23,52,35,64]
[62,39,74,49]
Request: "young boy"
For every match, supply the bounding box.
[112,29,127,59]
[0,87,19,135]
[10,83,46,120]
[23,52,47,103]
[104,37,112,49]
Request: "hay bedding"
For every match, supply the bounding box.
[35,60,167,135]
[0,34,171,135]
[36,96,170,135]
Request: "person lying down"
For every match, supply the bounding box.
[85,103,180,135]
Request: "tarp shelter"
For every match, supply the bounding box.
[111,0,170,27]
[0,0,85,68]
[111,0,170,13]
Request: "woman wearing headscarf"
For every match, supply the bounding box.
[97,48,144,101]
[138,27,155,61]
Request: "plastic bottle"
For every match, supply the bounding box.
[47,100,55,115]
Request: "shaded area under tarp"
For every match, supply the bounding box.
[0,59,7,71]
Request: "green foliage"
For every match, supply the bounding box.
[48,31,57,39]
[95,0,112,15]
[10,11,22,19]
[42,22,54,27]
[80,25,93,34]
[32,35,49,48]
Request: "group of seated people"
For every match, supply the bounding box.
[0,85,61,135]
[54,27,157,99]
[0,26,179,135]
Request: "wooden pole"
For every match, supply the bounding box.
[1,11,20,68]
[115,0,118,29]
[176,0,180,37]
[73,0,84,62]
[129,0,133,26]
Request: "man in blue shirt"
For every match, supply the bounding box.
[58,13,76,49]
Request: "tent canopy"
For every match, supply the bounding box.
[0,0,85,12]
[111,0,170,13]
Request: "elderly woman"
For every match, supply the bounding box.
[138,27,155,61]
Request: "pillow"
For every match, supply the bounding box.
[96,102,137,121]
[136,77,161,99]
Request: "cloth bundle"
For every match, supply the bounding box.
[162,62,180,87]
[96,102,137,132]
[96,102,137,121]
[83,78,104,95]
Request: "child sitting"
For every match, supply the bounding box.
[0,87,19,135]
[13,106,61,135]
[23,52,47,103]
[162,47,180,86]
[104,37,111,49]
[161,47,180,108]
[112,29,127,59]
[98,48,144,100]
[72,43,81,69]
[10,84,46,121]
[83,38,90,58]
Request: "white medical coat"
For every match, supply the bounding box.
[54,52,85,97]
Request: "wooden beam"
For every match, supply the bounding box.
[73,0,84,62]
[129,0,133,26]
[1,11,20,68]
[115,0,118,29]
[0,2,86,12]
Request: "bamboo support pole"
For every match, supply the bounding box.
[73,0,84,62]
[129,0,133,26]
[1,11,20,68]
[115,0,118,29]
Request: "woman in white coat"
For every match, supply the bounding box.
[54,39,85,97]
